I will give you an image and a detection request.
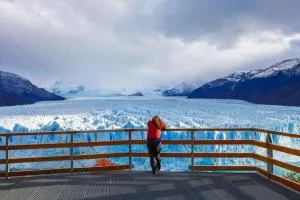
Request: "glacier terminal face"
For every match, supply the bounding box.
[0,97,299,173]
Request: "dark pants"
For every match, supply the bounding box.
[147,139,161,173]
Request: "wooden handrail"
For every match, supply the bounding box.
[7,143,71,150]
[0,139,254,151]
[1,139,298,157]
[7,156,71,164]
[0,152,253,164]
[193,140,253,145]
[255,128,300,138]
[253,154,300,173]
[194,153,253,158]
[129,152,254,158]
[0,127,299,138]
[0,127,299,192]
[190,166,300,191]
[0,165,130,178]
[0,152,257,163]
[0,151,297,176]
[256,168,300,191]
[253,141,300,156]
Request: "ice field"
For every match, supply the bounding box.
[0,97,299,174]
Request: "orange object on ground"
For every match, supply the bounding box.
[95,158,117,167]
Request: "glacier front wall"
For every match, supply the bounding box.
[0,98,299,176]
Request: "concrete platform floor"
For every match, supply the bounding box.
[0,171,299,200]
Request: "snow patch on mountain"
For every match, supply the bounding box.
[49,81,162,98]
[163,82,198,96]
[0,71,38,93]
[252,58,300,78]
[49,80,87,97]
[205,58,300,88]
[0,71,64,106]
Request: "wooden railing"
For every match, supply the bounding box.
[0,128,299,191]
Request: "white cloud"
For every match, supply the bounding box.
[0,0,300,90]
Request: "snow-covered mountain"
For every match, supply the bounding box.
[49,81,163,97]
[110,87,129,96]
[189,58,300,106]
[49,80,87,97]
[0,71,65,107]
[163,82,197,96]
[129,91,144,96]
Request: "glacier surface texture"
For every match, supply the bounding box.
[0,97,299,174]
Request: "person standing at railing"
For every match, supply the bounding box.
[147,116,167,174]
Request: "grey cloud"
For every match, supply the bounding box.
[155,0,300,42]
[290,39,300,49]
[1,0,300,90]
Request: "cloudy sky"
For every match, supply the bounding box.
[1,0,300,90]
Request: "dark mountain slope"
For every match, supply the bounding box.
[0,71,65,107]
[188,59,300,106]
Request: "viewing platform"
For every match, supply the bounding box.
[1,171,299,200]
[0,128,299,199]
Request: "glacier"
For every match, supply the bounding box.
[0,97,299,175]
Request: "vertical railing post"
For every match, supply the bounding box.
[70,132,74,174]
[266,133,273,176]
[5,134,10,179]
[128,130,132,170]
[191,131,195,172]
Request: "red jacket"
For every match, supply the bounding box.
[147,120,167,139]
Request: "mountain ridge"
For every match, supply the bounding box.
[0,71,65,107]
[188,58,300,106]
[162,81,198,96]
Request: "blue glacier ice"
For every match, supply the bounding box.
[0,97,299,175]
